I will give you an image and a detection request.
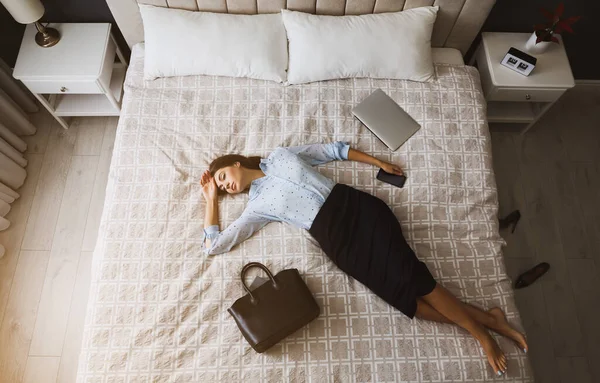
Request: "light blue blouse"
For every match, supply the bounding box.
[203,142,350,255]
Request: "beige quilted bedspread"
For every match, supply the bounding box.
[77,45,533,382]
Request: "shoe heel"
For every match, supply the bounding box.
[511,218,519,233]
[509,210,521,233]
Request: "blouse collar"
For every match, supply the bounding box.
[249,159,269,200]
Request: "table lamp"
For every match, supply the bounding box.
[0,0,60,47]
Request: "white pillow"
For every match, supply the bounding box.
[281,7,439,84]
[139,5,288,82]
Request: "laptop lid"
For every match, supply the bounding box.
[352,89,421,151]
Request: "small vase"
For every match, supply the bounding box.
[524,32,552,54]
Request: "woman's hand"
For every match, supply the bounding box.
[347,148,403,175]
[379,161,404,176]
[200,170,218,202]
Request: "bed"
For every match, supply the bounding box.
[78,1,534,382]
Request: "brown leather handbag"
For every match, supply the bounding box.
[228,262,320,353]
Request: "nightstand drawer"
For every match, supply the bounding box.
[22,80,103,94]
[487,87,565,103]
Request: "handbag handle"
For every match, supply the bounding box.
[240,262,279,304]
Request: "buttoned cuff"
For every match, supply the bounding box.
[340,142,350,160]
[203,225,220,240]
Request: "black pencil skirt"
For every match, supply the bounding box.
[308,184,437,318]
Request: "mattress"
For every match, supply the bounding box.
[77,44,533,382]
[431,48,465,65]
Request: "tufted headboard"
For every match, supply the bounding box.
[106,0,495,55]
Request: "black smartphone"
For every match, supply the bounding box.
[376,168,407,188]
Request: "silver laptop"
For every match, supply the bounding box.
[352,89,421,151]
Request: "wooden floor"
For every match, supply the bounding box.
[0,114,117,383]
[0,85,599,382]
[491,84,600,383]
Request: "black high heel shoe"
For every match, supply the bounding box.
[515,262,550,289]
[499,210,521,233]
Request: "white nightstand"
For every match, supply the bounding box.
[13,23,128,129]
[472,32,575,134]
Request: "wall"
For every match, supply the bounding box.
[1,0,597,79]
[469,0,596,80]
[0,4,24,66]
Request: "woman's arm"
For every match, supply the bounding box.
[203,199,219,248]
[348,148,403,175]
[287,142,349,166]
[201,170,219,248]
[205,213,269,255]
[286,142,403,175]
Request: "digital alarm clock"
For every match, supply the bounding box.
[501,47,537,76]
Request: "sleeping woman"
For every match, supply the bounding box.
[200,142,527,376]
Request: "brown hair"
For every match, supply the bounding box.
[209,154,262,194]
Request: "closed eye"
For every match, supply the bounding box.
[216,172,227,192]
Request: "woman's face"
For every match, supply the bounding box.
[214,162,245,194]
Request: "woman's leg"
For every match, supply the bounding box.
[415,298,452,323]
[416,298,528,352]
[419,284,507,376]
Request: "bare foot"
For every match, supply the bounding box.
[479,332,507,376]
[488,307,529,353]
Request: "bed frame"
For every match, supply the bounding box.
[106,0,495,55]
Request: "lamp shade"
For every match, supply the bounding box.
[0,0,45,24]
